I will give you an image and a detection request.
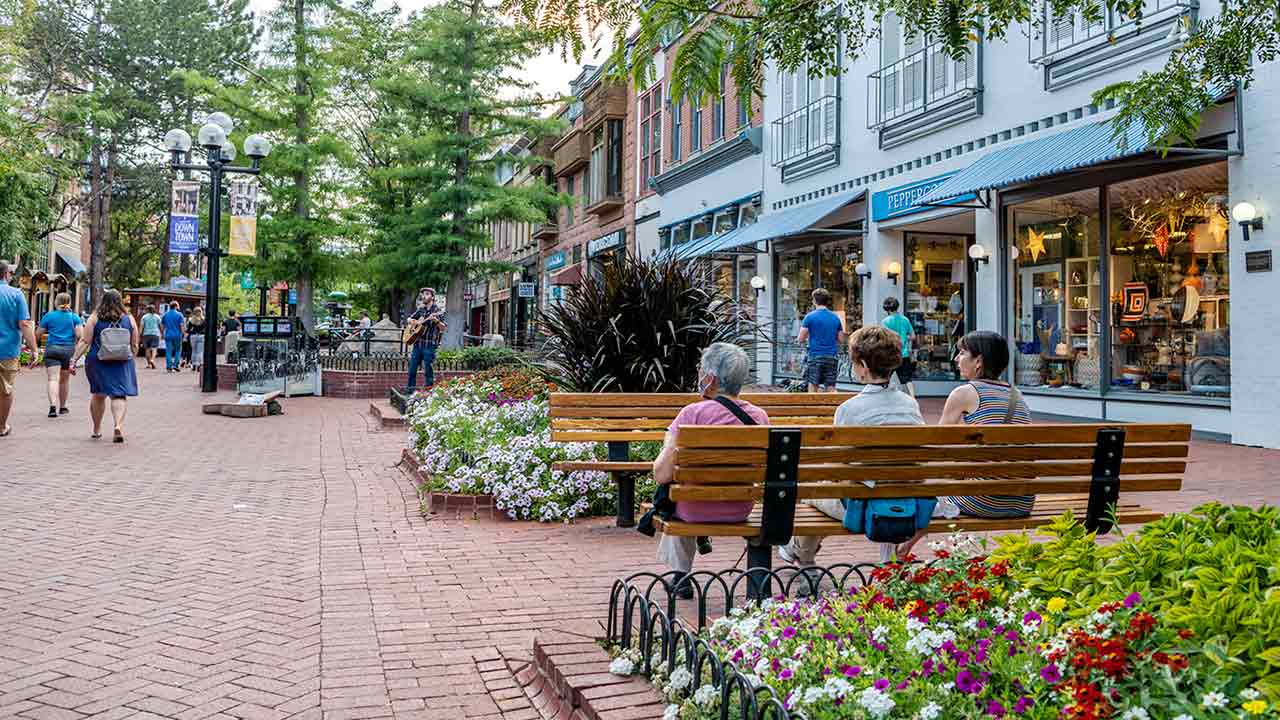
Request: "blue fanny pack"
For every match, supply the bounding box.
[841,497,937,544]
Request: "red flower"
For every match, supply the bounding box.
[989,560,1010,577]
[1168,654,1189,671]
[1129,612,1156,635]
[968,564,989,582]
[969,587,991,604]
[1097,602,1123,614]
[1071,652,1093,670]
[1152,652,1171,665]
[1177,629,1195,639]
[935,549,951,559]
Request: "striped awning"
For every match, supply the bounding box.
[917,118,1151,205]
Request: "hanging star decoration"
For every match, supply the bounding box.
[1025,227,1046,261]
[1153,222,1171,258]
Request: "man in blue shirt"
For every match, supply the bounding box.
[161,301,186,372]
[0,261,41,436]
[797,288,845,392]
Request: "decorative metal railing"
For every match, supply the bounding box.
[867,41,980,129]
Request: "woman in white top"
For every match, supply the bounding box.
[779,326,925,566]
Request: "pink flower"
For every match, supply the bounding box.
[842,665,862,677]
[1040,665,1062,684]
[1014,697,1034,714]
[986,700,1007,717]
[1123,592,1143,608]
[956,669,984,694]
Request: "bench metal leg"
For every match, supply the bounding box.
[608,441,634,527]
[745,542,773,601]
[615,472,636,527]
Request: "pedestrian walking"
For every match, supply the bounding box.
[221,309,241,337]
[36,292,83,418]
[161,301,185,372]
[70,289,139,443]
[796,288,845,392]
[188,306,206,373]
[139,305,162,369]
[405,287,445,392]
[0,261,42,437]
[180,309,192,368]
[881,297,917,397]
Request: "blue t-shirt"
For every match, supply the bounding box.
[140,313,162,336]
[802,307,843,357]
[882,313,914,358]
[162,309,185,339]
[39,309,82,347]
[0,280,31,361]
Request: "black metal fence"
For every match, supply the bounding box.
[606,564,877,720]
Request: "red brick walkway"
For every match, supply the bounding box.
[1,363,1276,719]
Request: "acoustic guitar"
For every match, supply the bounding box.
[402,310,445,345]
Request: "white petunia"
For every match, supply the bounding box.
[608,656,635,676]
[802,686,828,705]
[668,666,693,691]
[1121,708,1149,720]
[857,687,896,718]
[1241,689,1261,701]
[662,704,681,720]
[1172,715,1193,720]
[693,684,718,709]
[1202,692,1229,709]
[871,625,889,643]
[918,702,942,720]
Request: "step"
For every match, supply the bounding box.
[369,401,405,428]
[517,632,667,720]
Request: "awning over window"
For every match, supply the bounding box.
[55,250,86,278]
[550,264,583,286]
[721,189,866,250]
[917,118,1151,205]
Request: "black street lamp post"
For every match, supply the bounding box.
[163,113,272,393]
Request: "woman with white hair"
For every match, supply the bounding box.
[648,342,770,597]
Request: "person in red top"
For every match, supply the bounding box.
[652,343,770,595]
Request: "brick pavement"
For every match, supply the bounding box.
[2,363,1277,720]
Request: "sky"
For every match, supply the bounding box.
[245,0,610,100]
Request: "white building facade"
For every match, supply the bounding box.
[750,0,1279,447]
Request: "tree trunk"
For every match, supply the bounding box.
[88,141,105,308]
[159,243,172,287]
[441,0,482,350]
[292,0,315,332]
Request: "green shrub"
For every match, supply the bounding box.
[538,253,759,392]
[992,503,1280,699]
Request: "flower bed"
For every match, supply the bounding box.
[607,505,1280,720]
[407,367,657,522]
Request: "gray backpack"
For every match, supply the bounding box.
[98,319,132,362]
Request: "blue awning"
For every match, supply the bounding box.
[917,118,1151,205]
[55,250,86,277]
[724,189,865,250]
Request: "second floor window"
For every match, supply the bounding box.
[776,62,838,164]
[565,175,575,225]
[589,126,605,205]
[671,98,682,162]
[692,96,704,152]
[587,119,624,206]
[572,243,582,264]
[639,85,662,189]
[872,11,976,126]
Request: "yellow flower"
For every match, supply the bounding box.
[1242,700,1267,715]
[1046,597,1067,614]
[904,600,922,616]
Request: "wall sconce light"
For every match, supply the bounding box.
[749,274,766,295]
[1233,201,1263,241]
[854,262,871,280]
[886,261,902,285]
[1010,244,1020,261]
[968,243,990,266]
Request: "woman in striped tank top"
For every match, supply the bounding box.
[939,330,1035,518]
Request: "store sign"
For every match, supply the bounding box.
[871,172,976,222]
[518,282,536,298]
[288,289,297,305]
[1246,249,1272,273]
[546,250,566,271]
[550,286,565,300]
[588,229,625,257]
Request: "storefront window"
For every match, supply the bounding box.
[1009,188,1101,389]
[905,234,968,380]
[1107,163,1229,396]
[774,248,816,377]
[672,223,689,247]
[737,256,757,317]
[691,215,713,243]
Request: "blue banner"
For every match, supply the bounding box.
[169,180,201,254]
[871,172,975,222]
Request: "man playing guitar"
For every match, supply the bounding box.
[406,287,446,392]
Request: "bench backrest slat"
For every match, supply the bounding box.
[675,423,1191,448]
[670,475,1185,502]
[675,443,1189,465]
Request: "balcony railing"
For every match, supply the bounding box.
[552,130,589,177]
[533,221,559,244]
[1028,0,1195,63]
[582,80,627,130]
[770,95,839,168]
[867,41,980,129]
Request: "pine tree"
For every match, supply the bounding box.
[361,0,562,345]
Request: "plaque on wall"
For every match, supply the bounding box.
[1246,250,1272,273]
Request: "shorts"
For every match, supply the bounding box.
[0,358,16,395]
[142,335,160,349]
[805,355,839,386]
[43,344,74,370]
[894,357,916,385]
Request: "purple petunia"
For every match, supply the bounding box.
[1040,665,1062,684]
[1022,611,1042,626]
[779,668,793,680]
[842,665,862,678]
[956,670,984,694]
[782,626,798,639]
[1014,697,1034,714]
[987,700,1007,717]
[1124,591,1143,608]
[874,678,890,691]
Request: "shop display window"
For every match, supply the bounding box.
[1107,164,1229,396]
[774,248,816,377]
[671,223,689,247]
[904,234,969,381]
[691,215,713,244]
[1009,188,1101,389]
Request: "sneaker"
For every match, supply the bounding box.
[696,537,713,555]
[672,574,694,600]
[48,406,57,418]
[777,542,802,566]
[58,407,69,415]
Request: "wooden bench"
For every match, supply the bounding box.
[549,393,856,527]
[655,423,1190,583]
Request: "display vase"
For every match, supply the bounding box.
[1074,355,1101,389]
[1015,354,1043,386]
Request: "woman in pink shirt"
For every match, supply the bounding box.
[652,343,769,596]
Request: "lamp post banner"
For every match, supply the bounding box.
[168,181,201,255]
[228,180,259,257]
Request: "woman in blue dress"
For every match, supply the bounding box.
[70,289,138,443]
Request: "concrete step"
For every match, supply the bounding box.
[517,632,667,720]
[369,401,405,428]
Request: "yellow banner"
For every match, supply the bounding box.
[228,180,258,257]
